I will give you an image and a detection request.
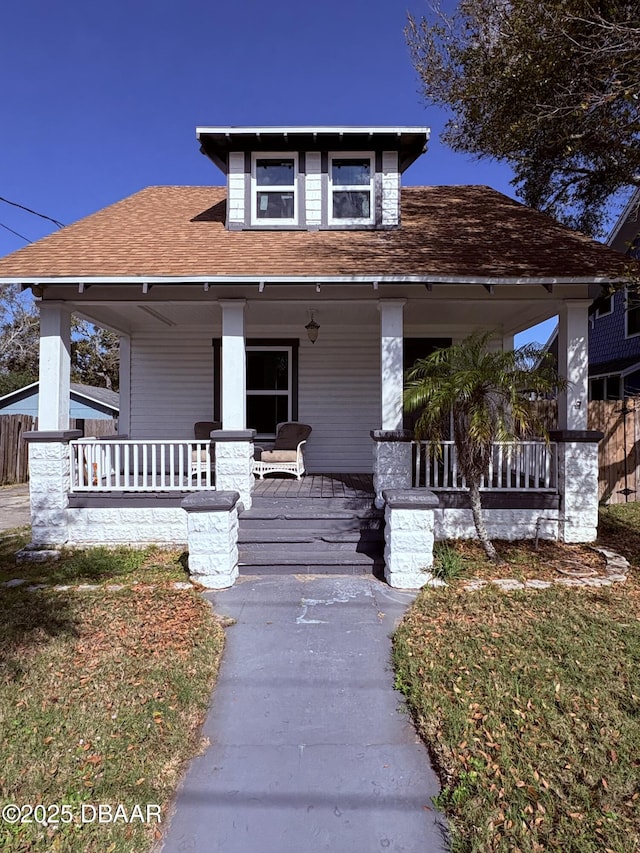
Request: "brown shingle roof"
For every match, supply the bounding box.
[0,185,629,281]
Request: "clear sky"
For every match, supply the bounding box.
[0,0,556,344]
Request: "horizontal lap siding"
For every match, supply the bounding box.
[129,325,380,471]
[130,331,214,439]
[298,328,379,473]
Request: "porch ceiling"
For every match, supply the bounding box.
[61,285,567,336]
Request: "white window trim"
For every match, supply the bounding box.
[246,345,293,439]
[251,153,298,226]
[595,292,614,318]
[328,151,375,225]
[624,285,640,338]
[588,373,622,401]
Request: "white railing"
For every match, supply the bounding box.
[412,440,557,491]
[69,439,215,492]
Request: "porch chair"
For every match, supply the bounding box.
[253,421,312,480]
[191,421,220,480]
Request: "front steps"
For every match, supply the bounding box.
[238,495,384,575]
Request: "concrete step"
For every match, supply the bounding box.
[238,562,381,576]
[248,496,378,514]
[238,548,380,567]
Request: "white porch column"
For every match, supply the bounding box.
[38,302,72,430]
[378,299,406,430]
[118,334,131,435]
[557,301,590,430]
[220,299,246,430]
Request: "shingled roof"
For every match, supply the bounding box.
[0,185,630,282]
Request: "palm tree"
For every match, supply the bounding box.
[404,331,563,561]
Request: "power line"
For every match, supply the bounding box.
[0,195,65,229]
[0,221,32,244]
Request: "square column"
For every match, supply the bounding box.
[220,299,246,430]
[38,302,72,430]
[378,299,406,430]
[557,301,590,430]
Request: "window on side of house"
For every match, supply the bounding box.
[589,374,622,401]
[246,346,292,439]
[625,287,640,337]
[329,154,374,225]
[252,154,297,224]
[595,292,614,318]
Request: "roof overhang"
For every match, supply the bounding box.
[195,126,430,174]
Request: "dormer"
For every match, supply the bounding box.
[196,126,429,231]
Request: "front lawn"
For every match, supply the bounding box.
[0,541,224,853]
[393,524,640,852]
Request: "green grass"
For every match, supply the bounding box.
[393,522,640,851]
[0,547,224,852]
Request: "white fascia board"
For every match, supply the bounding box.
[0,381,39,404]
[607,187,640,246]
[0,274,624,286]
[196,126,430,138]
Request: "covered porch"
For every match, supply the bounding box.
[22,284,601,587]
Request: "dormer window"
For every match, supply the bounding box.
[252,153,297,224]
[329,154,374,225]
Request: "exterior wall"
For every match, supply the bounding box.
[129,330,215,439]
[129,320,380,473]
[0,392,115,419]
[67,505,187,545]
[305,152,322,226]
[227,152,245,225]
[589,291,640,367]
[381,152,400,227]
[226,148,400,229]
[434,508,559,541]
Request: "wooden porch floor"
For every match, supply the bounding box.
[252,473,374,499]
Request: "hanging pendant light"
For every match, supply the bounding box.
[305,312,320,344]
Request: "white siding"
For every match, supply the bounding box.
[228,152,245,224]
[381,151,400,226]
[130,330,215,439]
[298,326,379,473]
[129,321,380,472]
[305,152,322,226]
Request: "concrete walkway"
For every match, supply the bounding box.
[0,484,30,532]
[160,575,447,853]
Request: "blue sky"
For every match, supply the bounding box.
[1,0,557,344]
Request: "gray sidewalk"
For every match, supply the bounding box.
[0,484,30,532]
[160,574,447,853]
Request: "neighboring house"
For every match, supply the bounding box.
[588,188,640,399]
[0,381,119,421]
[0,125,630,588]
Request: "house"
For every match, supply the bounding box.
[588,188,640,399]
[0,381,119,423]
[0,125,629,588]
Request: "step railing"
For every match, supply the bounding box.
[69,439,215,492]
[412,440,557,491]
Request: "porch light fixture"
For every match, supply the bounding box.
[305,312,320,344]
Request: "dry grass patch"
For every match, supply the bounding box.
[0,549,224,853]
[394,574,640,853]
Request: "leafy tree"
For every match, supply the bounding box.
[0,287,119,394]
[406,0,640,235]
[404,332,563,561]
[71,320,119,392]
[0,285,39,391]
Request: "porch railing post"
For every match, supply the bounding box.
[23,430,82,546]
[211,429,256,511]
[550,429,603,542]
[370,429,413,509]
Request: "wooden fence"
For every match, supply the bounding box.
[0,416,117,485]
[531,399,640,505]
